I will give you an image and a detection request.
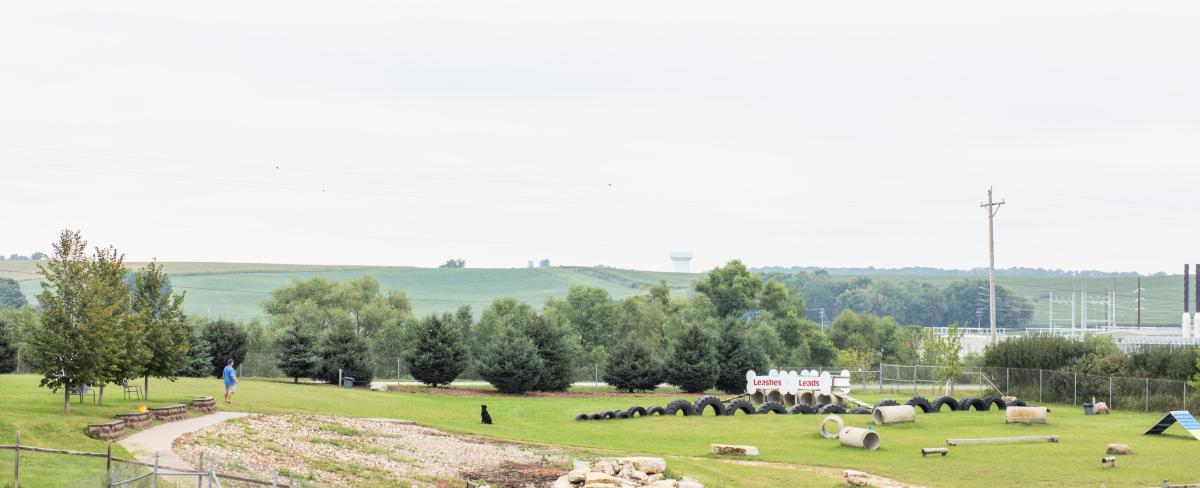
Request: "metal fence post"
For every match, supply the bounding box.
[913,365,918,395]
[1108,377,1113,408]
[1039,369,1043,403]
[1073,373,1078,405]
[152,452,160,488]
[1185,382,1189,410]
[878,366,883,392]
[1145,378,1150,412]
[1006,367,1010,395]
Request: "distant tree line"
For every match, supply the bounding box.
[762,270,1034,327]
[754,265,1151,278]
[0,252,46,261]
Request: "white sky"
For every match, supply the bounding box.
[2,1,1197,274]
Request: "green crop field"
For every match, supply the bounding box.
[4,262,699,320]
[4,261,1188,326]
[2,374,1198,487]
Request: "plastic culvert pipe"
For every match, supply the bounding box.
[799,392,815,406]
[1005,406,1049,424]
[872,405,917,425]
[819,415,845,439]
[839,427,880,450]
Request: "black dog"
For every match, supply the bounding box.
[480,404,493,424]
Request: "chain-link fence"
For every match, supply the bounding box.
[238,352,613,385]
[879,363,1196,412]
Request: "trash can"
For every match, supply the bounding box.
[1083,403,1094,415]
[342,377,355,389]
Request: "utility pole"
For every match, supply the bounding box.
[1135,275,1142,329]
[980,187,1005,344]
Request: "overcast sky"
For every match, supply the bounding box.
[2,1,1197,274]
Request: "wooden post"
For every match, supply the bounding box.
[13,430,20,488]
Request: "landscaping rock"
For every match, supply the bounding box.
[1094,402,1110,414]
[710,444,759,456]
[561,457,698,488]
[1106,443,1132,455]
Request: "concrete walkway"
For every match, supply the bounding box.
[119,411,250,471]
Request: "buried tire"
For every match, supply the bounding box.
[693,395,725,416]
[626,406,648,418]
[602,410,621,419]
[875,398,899,407]
[575,413,590,421]
[848,408,871,415]
[818,404,846,414]
[724,399,756,415]
[666,399,696,416]
[588,413,605,420]
[929,396,958,412]
[959,397,988,411]
[1007,399,1027,407]
[757,401,788,415]
[984,396,1007,410]
[904,396,933,413]
[646,405,667,416]
[790,404,816,415]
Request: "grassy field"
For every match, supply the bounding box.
[2,374,1198,487]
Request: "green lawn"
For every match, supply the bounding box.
[2,375,1199,487]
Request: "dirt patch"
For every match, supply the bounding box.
[173,415,566,487]
[460,462,566,487]
[689,458,918,488]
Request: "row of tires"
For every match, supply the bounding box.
[899,395,1027,413]
[574,395,1030,421]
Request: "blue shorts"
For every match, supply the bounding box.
[224,384,236,393]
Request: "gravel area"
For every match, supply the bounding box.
[173,415,564,487]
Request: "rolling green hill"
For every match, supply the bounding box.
[5,262,700,321]
[4,261,1187,326]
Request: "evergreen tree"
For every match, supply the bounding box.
[715,321,768,394]
[604,336,665,392]
[130,262,190,400]
[179,324,213,377]
[476,326,543,394]
[318,323,373,385]
[275,323,317,383]
[523,310,579,391]
[403,314,468,387]
[665,324,719,393]
[202,319,248,377]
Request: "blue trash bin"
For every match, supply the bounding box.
[1083,403,1094,415]
[342,377,355,389]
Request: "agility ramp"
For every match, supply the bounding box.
[1144,411,1200,440]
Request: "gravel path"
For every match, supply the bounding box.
[119,411,250,471]
[173,414,563,487]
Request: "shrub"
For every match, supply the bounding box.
[275,324,317,383]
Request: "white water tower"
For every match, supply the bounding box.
[670,250,693,273]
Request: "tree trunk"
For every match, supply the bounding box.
[144,375,150,401]
[98,385,105,406]
[63,386,71,414]
[293,377,298,384]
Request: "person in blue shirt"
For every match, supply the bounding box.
[222,359,239,404]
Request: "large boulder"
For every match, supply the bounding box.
[1106,443,1132,455]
